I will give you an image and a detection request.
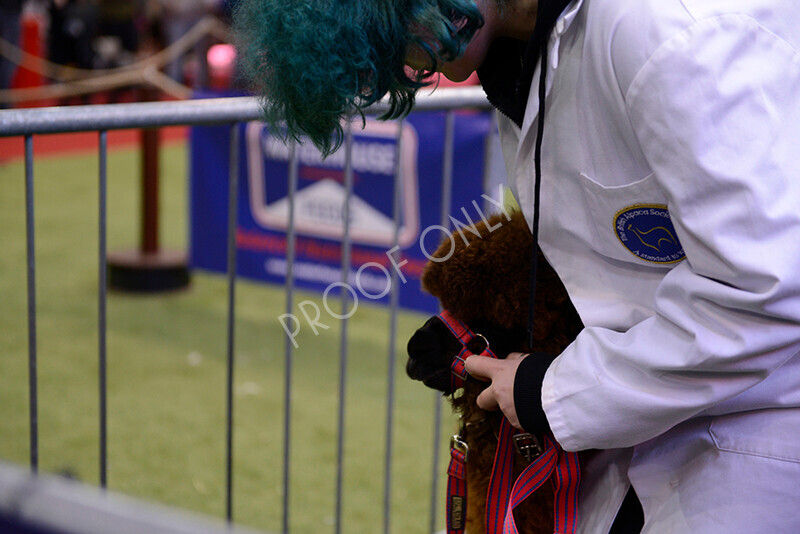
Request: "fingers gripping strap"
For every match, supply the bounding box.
[436,310,498,390]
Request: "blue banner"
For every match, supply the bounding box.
[190,110,498,315]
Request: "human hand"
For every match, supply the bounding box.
[466,351,556,434]
[465,352,528,429]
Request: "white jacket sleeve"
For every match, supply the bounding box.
[543,14,800,452]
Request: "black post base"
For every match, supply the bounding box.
[107,249,191,293]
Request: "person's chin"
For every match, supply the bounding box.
[442,70,473,83]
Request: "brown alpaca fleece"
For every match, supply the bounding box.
[418,209,583,534]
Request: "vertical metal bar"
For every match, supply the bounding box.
[282,141,299,534]
[98,131,108,488]
[225,123,240,522]
[429,111,456,533]
[334,122,355,534]
[24,134,38,474]
[440,112,456,225]
[382,121,404,534]
[482,112,499,214]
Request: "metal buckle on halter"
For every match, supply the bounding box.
[451,434,469,463]
[513,433,544,464]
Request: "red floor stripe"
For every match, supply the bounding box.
[0,126,188,162]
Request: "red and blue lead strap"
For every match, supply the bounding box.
[487,420,581,534]
[447,442,468,533]
[552,447,581,534]
[439,307,503,532]
[486,419,516,534]
[450,346,471,389]
[502,435,558,534]
[438,309,474,345]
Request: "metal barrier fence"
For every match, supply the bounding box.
[0,461,266,534]
[0,87,495,533]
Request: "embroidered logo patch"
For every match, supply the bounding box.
[614,204,685,264]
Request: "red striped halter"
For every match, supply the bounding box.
[438,309,581,534]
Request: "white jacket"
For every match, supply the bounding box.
[498,0,800,531]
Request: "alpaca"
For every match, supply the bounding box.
[407,210,584,534]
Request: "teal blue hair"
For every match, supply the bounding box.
[233,0,484,155]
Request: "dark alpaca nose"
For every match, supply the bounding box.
[406,316,462,393]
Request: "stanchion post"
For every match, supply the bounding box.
[106,85,190,292]
[141,125,160,254]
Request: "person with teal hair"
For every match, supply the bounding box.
[233,0,485,155]
[234,0,800,533]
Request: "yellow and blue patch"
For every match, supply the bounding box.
[614,204,686,264]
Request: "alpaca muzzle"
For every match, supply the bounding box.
[406,315,463,393]
[406,311,527,394]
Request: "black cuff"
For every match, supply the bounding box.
[513,352,556,434]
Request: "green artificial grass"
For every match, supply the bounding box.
[0,139,456,533]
